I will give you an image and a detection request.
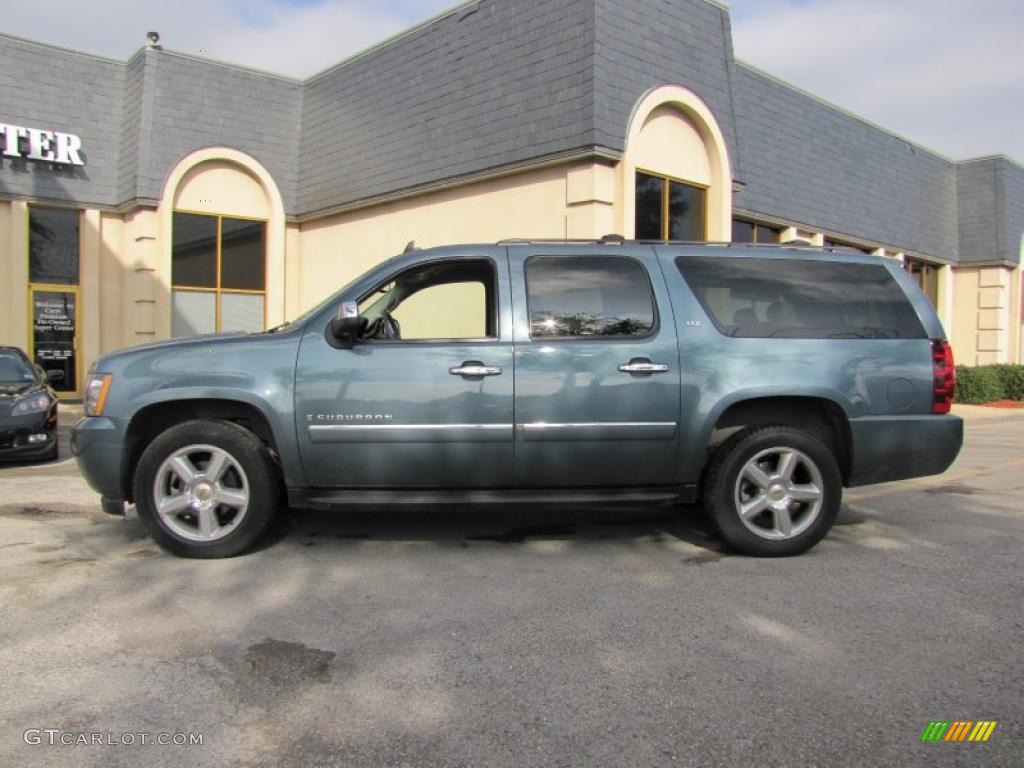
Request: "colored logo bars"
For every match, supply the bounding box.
[921,721,998,742]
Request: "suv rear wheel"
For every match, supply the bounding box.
[133,419,280,558]
[703,425,841,556]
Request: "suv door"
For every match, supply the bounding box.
[510,245,681,487]
[295,248,514,488]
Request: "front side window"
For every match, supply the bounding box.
[172,212,266,337]
[358,258,496,342]
[635,171,706,240]
[526,256,656,339]
[676,256,926,339]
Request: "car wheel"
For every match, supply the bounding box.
[133,419,281,558]
[702,425,841,557]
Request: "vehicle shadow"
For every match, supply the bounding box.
[256,502,733,556]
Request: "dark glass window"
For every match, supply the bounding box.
[732,219,755,243]
[221,218,266,291]
[635,173,663,240]
[732,219,781,244]
[756,224,781,244]
[172,212,267,336]
[904,257,939,307]
[635,172,707,240]
[172,213,217,288]
[526,256,656,339]
[29,207,79,285]
[668,182,705,240]
[676,256,926,339]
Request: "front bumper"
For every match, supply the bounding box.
[0,410,57,462]
[847,414,964,487]
[71,416,125,501]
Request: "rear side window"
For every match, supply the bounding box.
[526,256,656,339]
[675,256,926,339]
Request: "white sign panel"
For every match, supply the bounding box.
[0,122,84,166]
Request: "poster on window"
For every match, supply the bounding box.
[32,291,76,392]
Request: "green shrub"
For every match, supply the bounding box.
[954,365,1006,404]
[993,365,1024,401]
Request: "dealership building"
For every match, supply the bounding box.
[1,0,1021,397]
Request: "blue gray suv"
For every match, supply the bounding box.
[72,240,963,558]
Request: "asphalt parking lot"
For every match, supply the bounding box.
[1,406,1021,767]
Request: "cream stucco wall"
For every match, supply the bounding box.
[1,200,29,349]
[297,163,572,312]
[630,105,712,186]
[951,265,1019,365]
[0,199,13,346]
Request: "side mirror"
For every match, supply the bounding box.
[327,301,367,349]
[46,369,65,383]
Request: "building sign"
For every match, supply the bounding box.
[0,122,83,165]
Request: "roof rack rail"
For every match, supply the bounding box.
[493,237,858,252]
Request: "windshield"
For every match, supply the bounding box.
[0,351,35,384]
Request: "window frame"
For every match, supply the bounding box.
[353,255,500,345]
[635,169,708,241]
[171,209,268,334]
[524,254,660,343]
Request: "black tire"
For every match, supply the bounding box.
[133,419,281,558]
[702,425,841,557]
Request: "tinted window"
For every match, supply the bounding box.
[29,207,79,284]
[635,172,707,240]
[221,218,265,290]
[0,350,34,383]
[676,256,926,339]
[172,213,217,288]
[526,256,656,339]
[635,174,663,240]
[731,219,755,243]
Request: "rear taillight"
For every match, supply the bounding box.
[931,339,955,414]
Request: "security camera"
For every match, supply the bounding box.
[146,31,161,47]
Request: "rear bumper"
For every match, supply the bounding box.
[71,416,124,501]
[847,414,963,487]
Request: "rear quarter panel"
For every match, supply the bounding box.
[658,246,941,484]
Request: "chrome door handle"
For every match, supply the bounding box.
[449,364,502,377]
[618,361,669,374]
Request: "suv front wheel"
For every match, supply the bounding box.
[703,425,841,556]
[133,419,281,558]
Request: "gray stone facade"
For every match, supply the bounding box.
[0,0,1020,265]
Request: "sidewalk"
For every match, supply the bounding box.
[952,403,1024,421]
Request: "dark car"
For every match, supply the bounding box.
[0,346,60,462]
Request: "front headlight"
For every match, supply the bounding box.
[12,392,52,417]
[84,373,113,417]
